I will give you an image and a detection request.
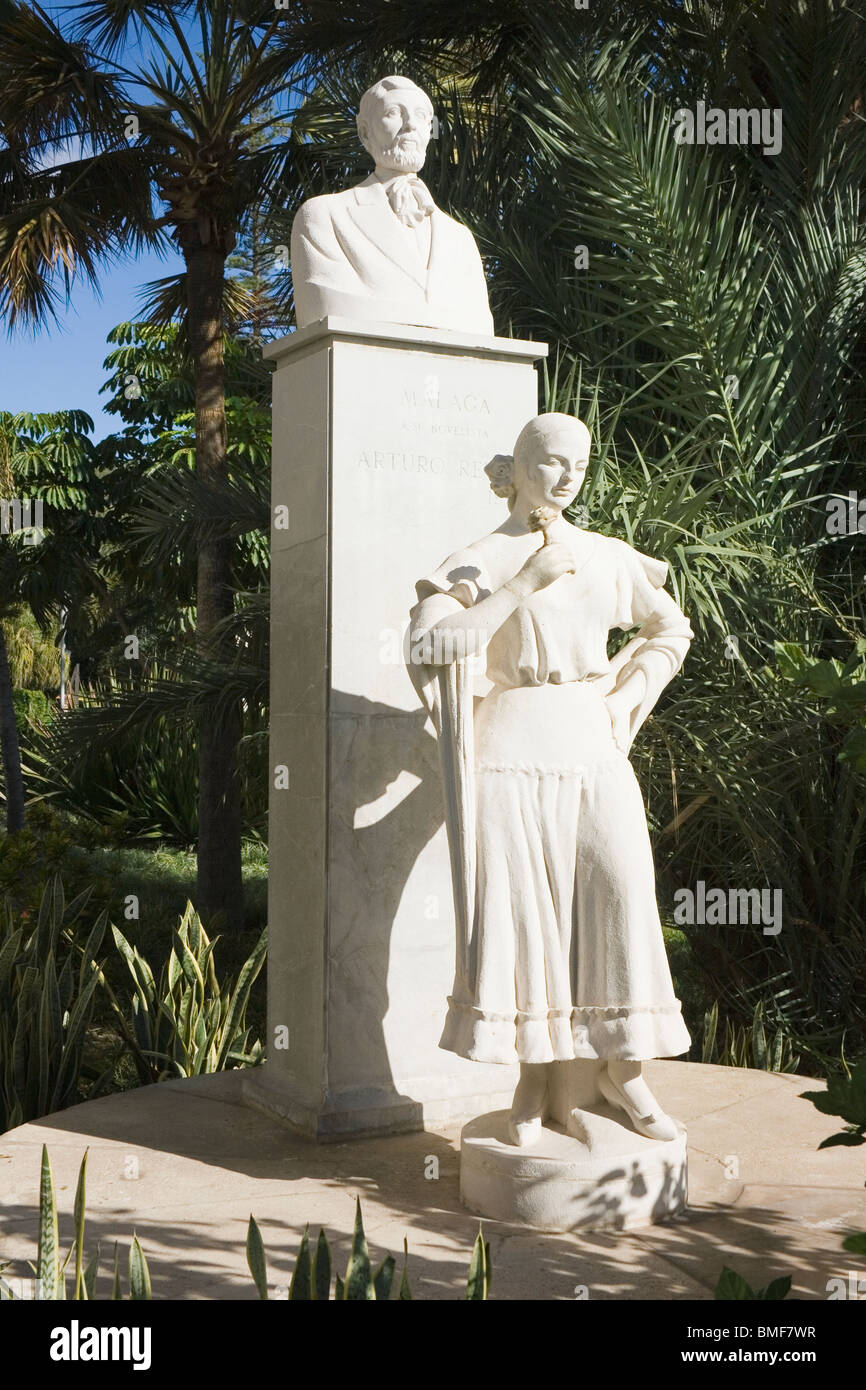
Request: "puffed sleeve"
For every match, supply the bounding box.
[607,541,693,744]
[406,550,490,721]
[612,544,672,629]
[414,551,492,610]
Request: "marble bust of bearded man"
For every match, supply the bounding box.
[290,75,494,335]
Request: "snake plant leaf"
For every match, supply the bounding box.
[111,927,150,995]
[289,1225,313,1300]
[49,965,102,1108]
[197,936,219,996]
[185,905,202,957]
[131,995,153,1054]
[36,1145,60,1300]
[77,911,109,992]
[312,1229,331,1301]
[343,1198,375,1300]
[83,1246,100,1300]
[62,886,96,933]
[12,966,38,1097]
[701,1001,719,1063]
[72,1149,88,1299]
[57,953,74,1016]
[128,1235,152,1301]
[166,939,184,994]
[398,1237,413,1300]
[214,927,267,1071]
[465,1227,490,1300]
[172,928,206,999]
[246,1215,268,1300]
[35,876,61,962]
[373,1255,396,1302]
[0,927,23,990]
[38,958,61,1108]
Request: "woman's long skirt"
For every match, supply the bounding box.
[439,679,691,1064]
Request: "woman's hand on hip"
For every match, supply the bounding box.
[604,687,634,754]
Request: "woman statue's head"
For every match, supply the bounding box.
[485,413,591,513]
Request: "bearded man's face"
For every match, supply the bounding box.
[359,92,433,173]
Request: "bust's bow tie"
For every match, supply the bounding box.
[385,175,435,227]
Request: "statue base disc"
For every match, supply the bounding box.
[460,1107,687,1232]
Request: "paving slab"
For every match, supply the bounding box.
[1,1062,863,1300]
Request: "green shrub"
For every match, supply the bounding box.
[701,1000,799,1074]
[109,902,266,1083]
[28,712,201,847]
[0,875,267,1130]
[26,671,268,847]
[12,688,55,727]
[0,880,107,1132]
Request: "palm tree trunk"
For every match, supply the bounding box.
[0,620,26,832]
[185,240,244,932]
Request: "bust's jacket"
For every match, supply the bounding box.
[290,173,494,334]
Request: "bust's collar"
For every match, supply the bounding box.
[354,171,431,205]
[353,173,388,205]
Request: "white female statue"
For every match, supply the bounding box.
[408,413,693,1148]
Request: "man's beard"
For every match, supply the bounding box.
[376,138,426,173]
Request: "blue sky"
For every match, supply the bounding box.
[0,244,184,438]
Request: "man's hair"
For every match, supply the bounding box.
[357,76,434,135]
[514,414,592,471]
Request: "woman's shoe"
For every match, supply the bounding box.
[597,1069,678,1142]
[507,1115,544,1147]
[565,1108,592,1145]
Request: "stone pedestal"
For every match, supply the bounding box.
[460,1061,687,1230]
[245,317,546,1139]
[460,1110,688,1232]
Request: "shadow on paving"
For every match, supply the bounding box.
[0,1078,858,1300]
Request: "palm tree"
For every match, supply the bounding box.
[0,1,333,928]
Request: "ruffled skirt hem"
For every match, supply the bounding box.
[439,996,691,1065]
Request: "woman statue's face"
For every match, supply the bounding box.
[514,428,590,512]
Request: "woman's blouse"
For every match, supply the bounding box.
[416,529,693,694]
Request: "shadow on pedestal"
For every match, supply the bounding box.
[252,691,519,1137]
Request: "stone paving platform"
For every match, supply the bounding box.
[1,1062,864,1300]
